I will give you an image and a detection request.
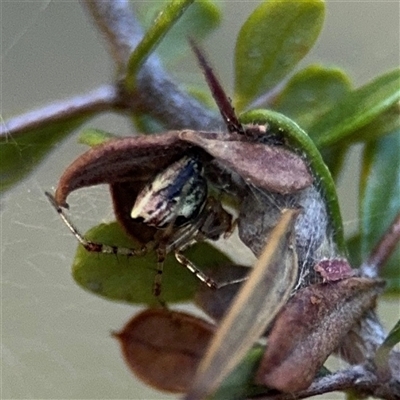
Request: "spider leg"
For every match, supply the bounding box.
[45,191,147,257]
[174,251,248,290]
[223,218,237,239]
[153,246,168,297]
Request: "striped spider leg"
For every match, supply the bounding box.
[46,155,242,297]
[45,191,149,257]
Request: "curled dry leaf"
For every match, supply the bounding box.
[179,130,312,195]
[54,130,312,205]
[256,277,385,392]
[54,132,186,208]
[53,128,312,248]
[113,308,214,393]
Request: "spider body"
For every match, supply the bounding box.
[46,153,235,297]
[131,154,235,295]
[131,155,207,229]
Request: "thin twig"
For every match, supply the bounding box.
[1,85,117,138]
[258,366,377,400]
[81,0,221,131]
[2,1,222,140]
[361,211,400,278]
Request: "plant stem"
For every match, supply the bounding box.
[81,0,221,131]
[0,85,116,138]
[361,211,400,278]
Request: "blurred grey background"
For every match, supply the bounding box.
[2,1,399,399]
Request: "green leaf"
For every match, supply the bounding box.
[78,128,120,147]
[272,65,351,131]
[346,233,362,269]
[131,113,165,134]
[125,0,195,91]
[137,0,221,64]
[210,346,265,400]
[239,109,345,254]
[320,99,399,180]
[234,0,325,111]
[72,221,233,305]
[310,69,400,148]
[360,131,400,293]
[342,103,400,144]
[270,65,352,180]
[0,117,86,194]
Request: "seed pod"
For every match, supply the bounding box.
[255,277,385,392]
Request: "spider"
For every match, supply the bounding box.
[46,42,311,298]
[45,153,240,296]
[45,43,250,297]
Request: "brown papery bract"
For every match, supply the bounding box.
[256,277,385,392]
[113,308,215,393]
[179,130,312,195]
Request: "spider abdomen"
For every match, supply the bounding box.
[131,156,207,228]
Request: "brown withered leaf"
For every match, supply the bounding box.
[55,130,312,208]
[179,130,312,195]
[54,132,187,207]
[256,277,385,393]
[53,129,312,244]
[113,308,215,393]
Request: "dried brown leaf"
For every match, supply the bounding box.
[54,129,312,208]
[54,132,186,207]
[180,130,313,194]
[114,308,214,393]
[256,277,385,392]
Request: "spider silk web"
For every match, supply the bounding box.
[2,2,399,399]
[1,2,175,399]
